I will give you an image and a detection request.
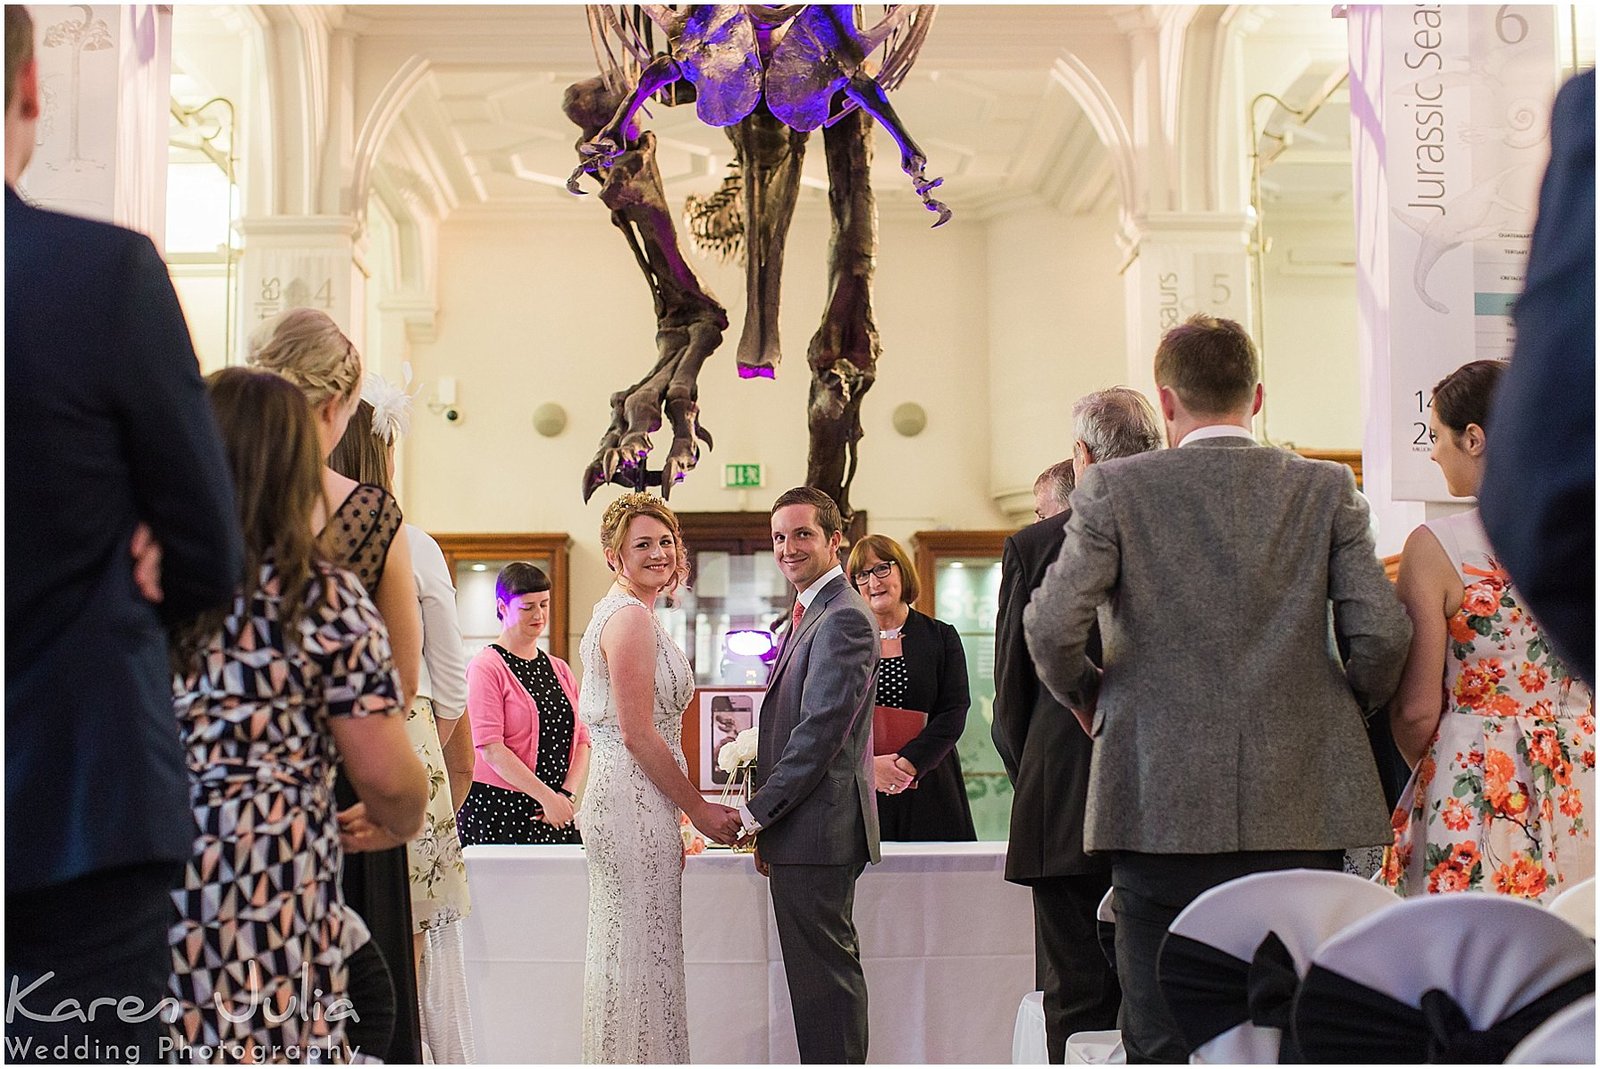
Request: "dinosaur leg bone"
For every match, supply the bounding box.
[805,108,881,523]
[728,106,810,378]
[565,78,729,502]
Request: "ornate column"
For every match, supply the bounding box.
[235,215,367,356]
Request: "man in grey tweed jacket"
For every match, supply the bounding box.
[1023,315,1411,1063]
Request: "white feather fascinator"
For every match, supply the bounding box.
[364,364,419,444]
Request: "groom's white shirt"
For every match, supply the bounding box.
[738,563,845,836]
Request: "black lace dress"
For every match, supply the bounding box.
[322,483,422,1064]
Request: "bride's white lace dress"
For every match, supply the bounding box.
[575,592,696,1064]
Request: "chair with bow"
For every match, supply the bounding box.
[1155,869,1399,1063]
[1292,895,1596,1063]
[1550,876,1595,939]
[1505,993,1595,1064]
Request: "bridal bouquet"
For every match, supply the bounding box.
[716,727,759,804]
[716,727,759,851]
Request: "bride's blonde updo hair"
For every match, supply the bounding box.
[600,492,689,595]
[246,307,363,411]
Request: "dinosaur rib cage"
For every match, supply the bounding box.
[684,161,746,264]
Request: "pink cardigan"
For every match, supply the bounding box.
[467,646,590,793]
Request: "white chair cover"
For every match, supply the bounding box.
[1064,1029,1125,1064]
[1097,887,1116,923]
[1156,869,1398,1063]
[1012,991,1049,1064]
[1550,876,1596,939]
[1506,993,1596,1064]
[1292,895,1595,1063]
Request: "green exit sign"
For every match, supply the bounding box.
[722,463,764,489]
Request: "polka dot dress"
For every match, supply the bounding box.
[456,646,582,846]
[876,654,909,708]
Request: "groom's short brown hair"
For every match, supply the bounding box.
[771,486,843,539]
[1154,314,1258,417]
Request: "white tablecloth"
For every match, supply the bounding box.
[462,842,1035,1063]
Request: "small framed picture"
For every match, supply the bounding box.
[691,687,764,792]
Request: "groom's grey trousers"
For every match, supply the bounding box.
[769,859,869,1064]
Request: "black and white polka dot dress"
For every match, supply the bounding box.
[456,646,582,846]
[876,654,910,709]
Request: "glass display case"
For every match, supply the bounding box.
[433,533,572,662]
[911,530,1013,841]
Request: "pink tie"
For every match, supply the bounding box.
[791,600,806,635]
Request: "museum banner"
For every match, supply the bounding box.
[1380,4,1556,501]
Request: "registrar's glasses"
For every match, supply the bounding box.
[852,561,896,586]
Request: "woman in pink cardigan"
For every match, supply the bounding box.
[458,562,591,845]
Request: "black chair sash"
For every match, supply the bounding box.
[1293,963,1595,1063]
[1097,919,1118,976]
[1158,929,1304,1059]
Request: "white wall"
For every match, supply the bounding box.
[402,200,999,651]
[1259,214,1362,449]
[985,205,1129,518]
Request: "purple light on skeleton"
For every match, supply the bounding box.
[739,365,776,379]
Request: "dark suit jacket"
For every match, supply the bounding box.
[992,511,1106,882]
[1481,69,1595,687]
[749,573,881,865]
[891,609,969,779]
[5,187,242,893]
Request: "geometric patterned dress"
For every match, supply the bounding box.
[1382,509,1595,903]
[167,559,402,1061]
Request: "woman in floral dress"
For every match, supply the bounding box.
[1384,360,1594,901]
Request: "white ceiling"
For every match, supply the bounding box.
[361,5,1125,222]
[171,5,1371,226]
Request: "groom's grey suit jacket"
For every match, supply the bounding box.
[748,573,881,865]
[1023,437,1412,856]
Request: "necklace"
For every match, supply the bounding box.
[878,621,905,640]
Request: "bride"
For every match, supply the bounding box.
[576,493,744,1063]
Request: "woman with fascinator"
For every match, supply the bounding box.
[576,494,744,1063]
[328,372,481,1060]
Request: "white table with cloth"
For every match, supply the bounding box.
[462,841,1035,1063]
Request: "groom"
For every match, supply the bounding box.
[741,486,880,1063]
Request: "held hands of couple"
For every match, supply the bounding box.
[874,753,917,795]
[691,800,744,846]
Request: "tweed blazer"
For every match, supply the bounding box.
[747,573,881,865]
[1022,437,1411,855]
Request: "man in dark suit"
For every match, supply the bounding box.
[1481,68,1594,687]
[742,486,880,1063]
[993,389,1162,1062]
[5,6,242,1060]
[1024,317,1411,1063]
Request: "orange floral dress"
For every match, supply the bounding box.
[1382,510,1594,902]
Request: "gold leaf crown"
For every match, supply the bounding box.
[600,491,669,542]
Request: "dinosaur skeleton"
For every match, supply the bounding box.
[567,4,947,520]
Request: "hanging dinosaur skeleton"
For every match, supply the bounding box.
[565,4,948,519]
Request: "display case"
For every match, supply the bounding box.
[433,533,572,662]
[911,530,1013,841]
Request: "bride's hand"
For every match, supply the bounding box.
[692,801,742,846]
